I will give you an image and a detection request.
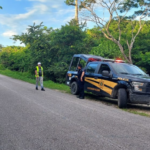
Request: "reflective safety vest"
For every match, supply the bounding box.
[35,66,43,77]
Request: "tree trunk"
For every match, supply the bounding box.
[117,42,131,63]
[128,43,133,64]
[75,0,78,22]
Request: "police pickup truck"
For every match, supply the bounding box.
[66,54,150,108]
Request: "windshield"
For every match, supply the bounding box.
[111,63,147,76]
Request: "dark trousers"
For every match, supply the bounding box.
[78,81,84,98]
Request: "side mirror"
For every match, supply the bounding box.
[102,70,111,78]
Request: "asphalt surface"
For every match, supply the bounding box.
[0,74,150,150]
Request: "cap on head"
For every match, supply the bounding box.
[38,62,41,65]
[78,64,82,68]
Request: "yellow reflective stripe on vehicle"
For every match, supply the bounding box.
[85,78,100,88]
[103,80,118,88]
[85,77,118,95]
[102,86,112,95]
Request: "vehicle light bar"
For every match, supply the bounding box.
[88,58,101,62]
[115,59,125,63]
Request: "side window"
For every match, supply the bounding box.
[87,63,98,73]
[99,64,110,74]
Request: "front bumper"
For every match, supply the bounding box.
[129,91,150,104]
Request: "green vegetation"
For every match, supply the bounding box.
[1,20,150,84]
[65,0,150,64]
[0,69,70,92]
[0,1,150,83]
[123,109,150,117]
[0,46,31,72]
[8,21,95,83]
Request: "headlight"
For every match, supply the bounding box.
[132,82,144,92]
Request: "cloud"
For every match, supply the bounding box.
[0,3,49,27]
[32,4,48,14]
[2,31,17,37]
[15,10,36,20]
[0,0,75,46]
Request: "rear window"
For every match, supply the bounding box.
[70,57,86,71]
[70,57,80,71]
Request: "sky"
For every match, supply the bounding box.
[0,0,142,47]
[0,0,78,46]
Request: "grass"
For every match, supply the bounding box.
[123,109,150,117]
[0,69,70,93]
[85,93,150,118]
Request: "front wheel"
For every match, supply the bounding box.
[71,81,79,95]
[118,88,127,108]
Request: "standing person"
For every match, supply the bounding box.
[77,64,85,99]
[35,62,45,91]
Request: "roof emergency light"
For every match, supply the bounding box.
[115,59,124,63]
[88,58,101,62]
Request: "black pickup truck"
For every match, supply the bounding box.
[66,54,150,108]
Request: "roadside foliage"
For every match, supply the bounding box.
[0,20,150,83]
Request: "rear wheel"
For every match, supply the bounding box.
[71,81,79,95]
[118,88,127,108]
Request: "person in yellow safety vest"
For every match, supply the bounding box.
[35,62,45,91]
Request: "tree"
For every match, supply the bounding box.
[47,21,95,82]
[65,0,79,22]
[87,20,150,73]
[77,0,150,64]
[0,46,31,72]
[12,22,94,82]
[0,6,2,9]
[0,44,2,51]
[90,39,122,59]
[12,22,53,70]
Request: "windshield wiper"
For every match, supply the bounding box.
[119,72,129,75]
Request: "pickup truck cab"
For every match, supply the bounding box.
[66,54,150,108]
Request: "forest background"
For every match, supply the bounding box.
[1,1,150,83]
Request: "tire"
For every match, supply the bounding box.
[118,88,127,108]
[71,81,79,95]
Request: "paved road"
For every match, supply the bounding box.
[0,74,150,150]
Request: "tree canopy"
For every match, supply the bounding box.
[1,19,150,82]
[11,21,95,82]
[65,0,150,64]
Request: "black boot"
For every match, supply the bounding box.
[79,97,84,99]
[36,87,38,90]
[41,88,45,91]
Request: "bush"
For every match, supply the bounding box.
[0,46,31,72]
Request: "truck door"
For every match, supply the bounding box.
[84,63,99,92]
[96,63,117,97]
